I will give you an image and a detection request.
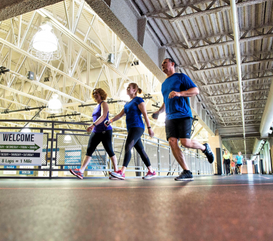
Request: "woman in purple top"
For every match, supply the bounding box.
[70,88,118,179]
[106,83,157,180]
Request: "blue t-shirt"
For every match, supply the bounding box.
[161,73,197,120]
[124,96,145,130]
[236,155,243,164]
[92,102,112,133]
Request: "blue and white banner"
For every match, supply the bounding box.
[64,148,82,165]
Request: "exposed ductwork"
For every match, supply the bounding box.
[260,80,273,138]
[252,138,264,155]
[230,0,246,155]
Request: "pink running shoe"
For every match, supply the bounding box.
[109,176,119,180]
[142,170,157,180]
[110,170,125,180]
[69,168,83,179]
[109,172,119,180]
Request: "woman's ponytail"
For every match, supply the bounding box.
[129,82,142,95]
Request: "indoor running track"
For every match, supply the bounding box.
[1,174,273,241]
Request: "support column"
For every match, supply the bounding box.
[269,138,273,174]
[264,141,272,174]
[208,130,222,175]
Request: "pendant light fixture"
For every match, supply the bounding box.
[31,20,61,60]
[64,135,72,144]
[47,94,63,114]
[21,127,31,133]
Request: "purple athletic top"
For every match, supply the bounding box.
[92,101,112,133]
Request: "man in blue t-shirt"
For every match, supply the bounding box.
[152,58,214,181]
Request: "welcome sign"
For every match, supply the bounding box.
[0,132,43,166]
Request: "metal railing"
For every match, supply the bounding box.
[0,120,214,178]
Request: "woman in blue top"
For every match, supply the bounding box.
[70,88,118,179]
[235,151,244,175]
[107,83,157,180]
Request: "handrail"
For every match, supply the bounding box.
[0,119,213,178]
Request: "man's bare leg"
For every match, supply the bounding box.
[180,138,214,164]
[169,137,189,170]
[180,138,205,151]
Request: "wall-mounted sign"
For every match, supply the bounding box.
[0,132,43,166]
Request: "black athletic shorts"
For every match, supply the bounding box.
[165,117,192,140]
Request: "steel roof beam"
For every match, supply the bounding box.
[216,114,263,120]
[207,89,269,98]
[194,59,273,73]
[201,76,273,88]
[216,107,264,114]
[209,100,267,107]
[165,24,273,50]
[219,120,261,124]
[219,115,262,120]
[145,0,268,22]
[184,33,273,52]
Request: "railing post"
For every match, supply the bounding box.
[169,147,172,174]
[157,139,160,176]
[49,121,54,178]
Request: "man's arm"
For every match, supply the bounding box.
[152,103,165,119]
[168,87,199,99]
[157,103,165,114]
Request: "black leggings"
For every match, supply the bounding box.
[224,159,230,174]
[123,127,151,168]
[86,129,115,157]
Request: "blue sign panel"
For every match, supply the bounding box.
[19,171,34,175]
[63,166,81,170]
[4,165,16,169]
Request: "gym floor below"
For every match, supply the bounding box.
[1,174,273,241]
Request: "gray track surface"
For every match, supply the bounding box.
[1,174,273,241]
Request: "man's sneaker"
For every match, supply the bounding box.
[203,143,214,163]
[142,170,157,180]
[110,170,125,180]
[69,168,83,179]
[174,170,194,181]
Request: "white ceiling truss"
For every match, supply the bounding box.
[0,0,164,135]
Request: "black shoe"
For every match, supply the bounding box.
[174,170,194,181]
[203,143,214,163]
